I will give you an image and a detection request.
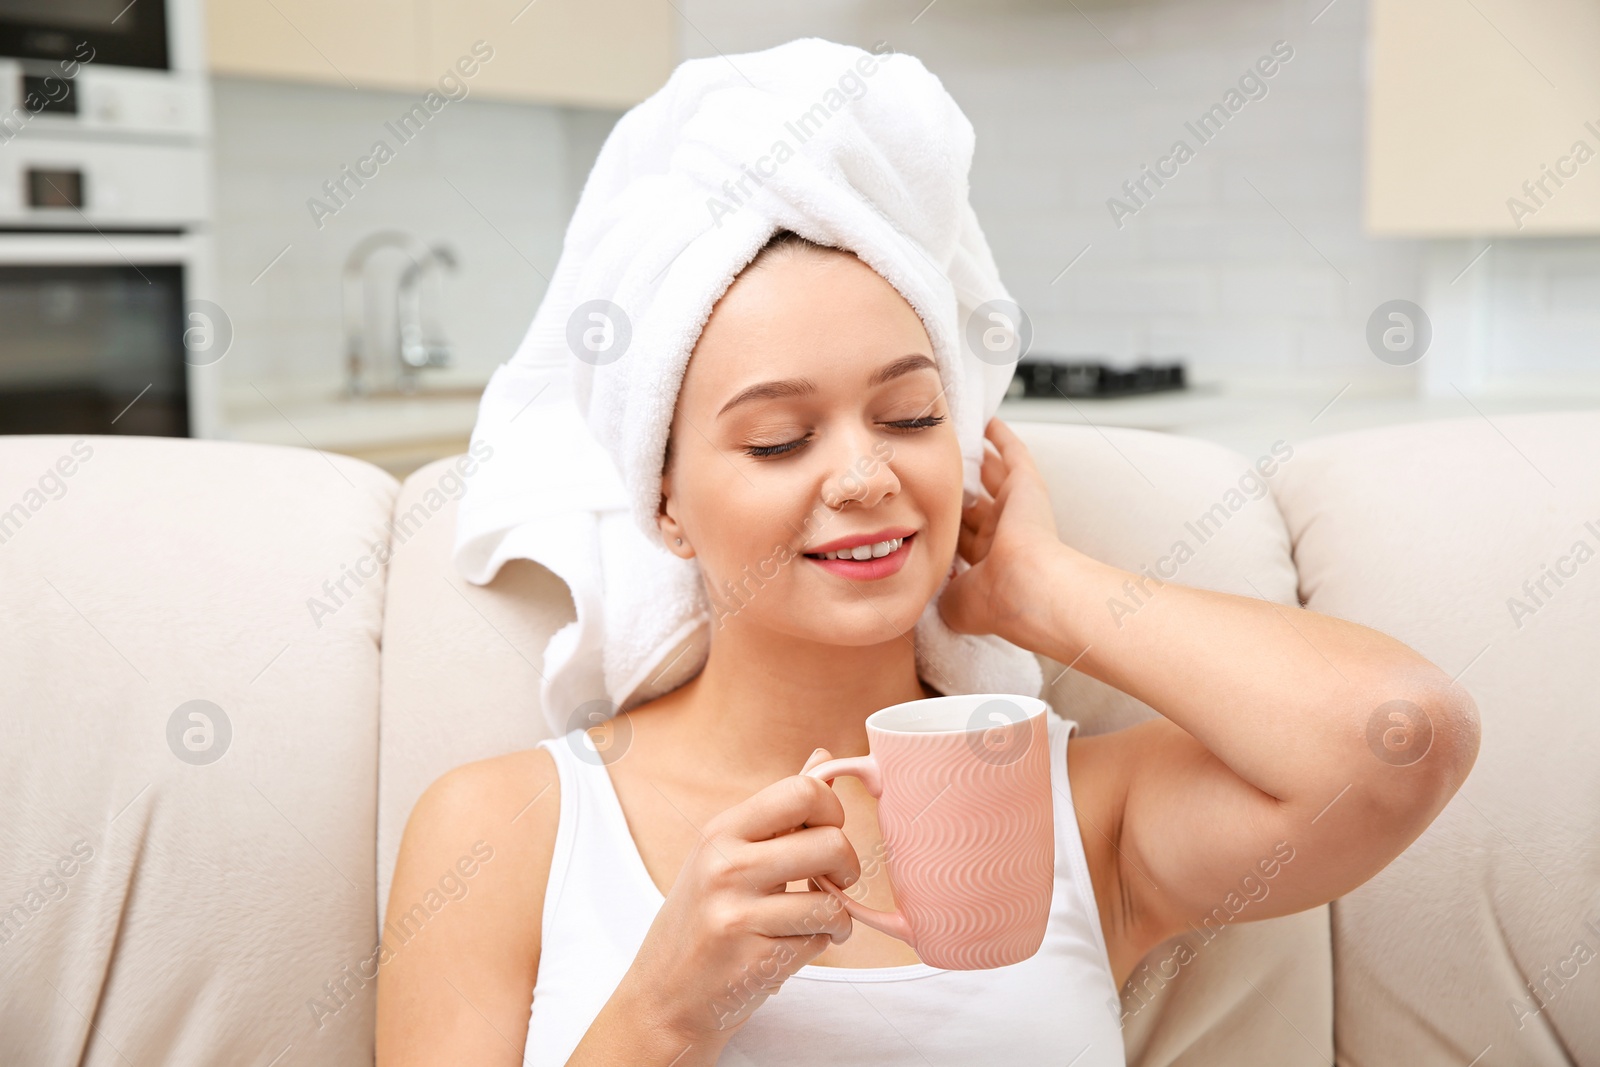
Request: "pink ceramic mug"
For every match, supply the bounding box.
[802,693,1055,970]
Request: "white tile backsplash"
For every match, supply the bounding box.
[210,76,618,408]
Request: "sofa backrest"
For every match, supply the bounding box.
[0,435,396,1065]
[1269,410,1600,1065]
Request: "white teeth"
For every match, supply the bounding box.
[816,537,903,561]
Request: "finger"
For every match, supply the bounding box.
[965,522,995,566]
[960,491,993,534]
[740,823,862,892]
[718,773,847,844]
[956,522,977,564]
[800,747,832,774]
[740,889,854,942]
[985,417,1035,472]
[979,441,1006,498]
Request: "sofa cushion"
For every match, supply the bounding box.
[376,452,572,927]
[0,435,395,1066]
[1270,410,1600,1065]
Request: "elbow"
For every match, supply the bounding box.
[1365,681,1481,822]
[1434,685,1482,793]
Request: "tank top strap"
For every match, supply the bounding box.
[1043,711,1114,970]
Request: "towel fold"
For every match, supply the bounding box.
[453,37,1043,739]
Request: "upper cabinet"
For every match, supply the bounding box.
[205,0,677,109]
[1366,0,1600,235]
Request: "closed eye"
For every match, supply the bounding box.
[740,414,947,459]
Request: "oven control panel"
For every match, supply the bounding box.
[0,61,208,140]
[0,62,208,228]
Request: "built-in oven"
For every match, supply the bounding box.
[0,0,215,439]
[0,0,170,71]
[0,233,221,437]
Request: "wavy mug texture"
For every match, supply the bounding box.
[803,695,1055,969]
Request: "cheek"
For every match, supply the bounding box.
[900,437,965,552]
[683,466,810,581]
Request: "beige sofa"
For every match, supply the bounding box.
[2,411,1596,1065]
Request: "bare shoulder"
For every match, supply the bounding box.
[397,746,563,901]
[1062,717,1181,991]
[376,746,563,1065]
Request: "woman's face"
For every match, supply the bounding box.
[659,247,963,645]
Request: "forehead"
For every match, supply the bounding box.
[682,250,933,394]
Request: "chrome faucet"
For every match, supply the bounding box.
[342,231,457,397]
[397,244,457,384]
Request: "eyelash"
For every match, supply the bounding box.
[742,415,947,458]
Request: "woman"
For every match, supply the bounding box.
[376,227,1480,1064]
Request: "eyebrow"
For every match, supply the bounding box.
[716,353,938,418]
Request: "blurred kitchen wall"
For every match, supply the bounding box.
[209,77,619,406]
[676,0,1600,396]
[206,0,1600,407]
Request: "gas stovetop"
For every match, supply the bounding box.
[1008,358,1187,400]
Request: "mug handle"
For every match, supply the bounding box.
[802,756,914,945]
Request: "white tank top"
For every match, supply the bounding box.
[526,712,1127,1065]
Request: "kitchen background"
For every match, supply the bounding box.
[4,0,1597,475]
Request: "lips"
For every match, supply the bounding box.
[802,532,915,581]
[803,526,918,557]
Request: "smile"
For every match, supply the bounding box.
[802,532,915,580]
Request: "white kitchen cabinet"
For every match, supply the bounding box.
[205,0,675,108]
[1366,0,1600,235]
[205,0,423,92]
[418,0,677,109]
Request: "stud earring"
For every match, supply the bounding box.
[675,537,682,545]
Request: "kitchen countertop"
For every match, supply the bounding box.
[218,380,1598,479]
[998,383,1599,458]
[220,388,483,477]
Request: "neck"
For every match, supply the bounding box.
[667,618,933,786]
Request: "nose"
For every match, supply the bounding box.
[822,430,899,510]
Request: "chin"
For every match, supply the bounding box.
[794,587,936,645]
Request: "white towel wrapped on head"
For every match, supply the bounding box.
[453,37,1043,739]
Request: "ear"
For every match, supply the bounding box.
[657,470,693,559]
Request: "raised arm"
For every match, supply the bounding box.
[940,418,1481,973]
